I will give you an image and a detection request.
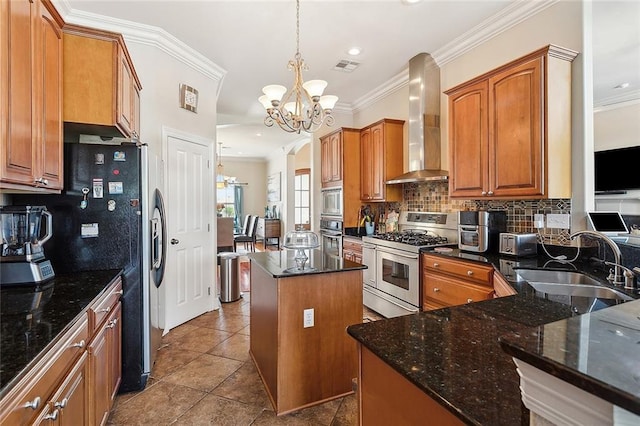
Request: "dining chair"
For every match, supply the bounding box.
[234,215,258,252]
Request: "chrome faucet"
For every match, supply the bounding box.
[603,261,639,290]
[570,230,625,286]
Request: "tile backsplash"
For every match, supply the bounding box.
[401,181,572,245]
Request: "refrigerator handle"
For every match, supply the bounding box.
[151,189,167,287]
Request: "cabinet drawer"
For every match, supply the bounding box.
[343,239,363,254]
[423,273,494,307]
[422,254,493,285]
[89,277,123,332]
[0,315,89,425]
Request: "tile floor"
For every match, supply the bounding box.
[107,253,384,425]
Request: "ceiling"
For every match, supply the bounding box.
[62,0,639,160]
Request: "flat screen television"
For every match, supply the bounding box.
[594,146,640,193]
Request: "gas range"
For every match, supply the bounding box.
[362,211,458,253]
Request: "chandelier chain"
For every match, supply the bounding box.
[296,0,300,56]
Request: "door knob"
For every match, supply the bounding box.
[171,238,180,245]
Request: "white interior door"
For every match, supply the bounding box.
[164,132,217,331]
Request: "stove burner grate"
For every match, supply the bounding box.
[373,231,449,247]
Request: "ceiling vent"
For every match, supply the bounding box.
[333,59,360,72]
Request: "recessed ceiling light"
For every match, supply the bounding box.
[402,0,422,4]
[256,132,262,137]
[347,47,362,56]
[614,83,630,89]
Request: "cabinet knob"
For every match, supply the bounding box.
[481,191,487,196]
[487,191,494,196]
[433,262,440,268]
[54,398,68,409]
[467,270,474,276]
[23,396,41,410]
[43,409,59,421]
[107,318,119,329]
[69,339,85,349]
[171,238,180,245]
[34,177,49,186]
[467,298,473,303]
[433,288,440,292]
[98,306,111,313]
[114,289,124,296]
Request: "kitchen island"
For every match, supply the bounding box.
[248,250,365,416]
[347,249,639,425]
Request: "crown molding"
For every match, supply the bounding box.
[351,68,409,113]
[432,0,559,66]
[54,1,226,94]
[350,1,558,114]
[593,92,640,112]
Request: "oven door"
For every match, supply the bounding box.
[320,230,343,259]
[376,246,420,307]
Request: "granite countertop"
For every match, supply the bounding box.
[347,248,640,425]
[0,269,122,398]
[500,299,640,416]
[248,249,366,278]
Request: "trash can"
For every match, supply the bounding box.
[218,252,242,303]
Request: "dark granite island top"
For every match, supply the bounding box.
[0,269,122,398]
[500,299,640,416]
[347,247,639,425]
[247,248,366,277]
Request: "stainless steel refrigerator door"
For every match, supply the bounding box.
[142,145,166,372]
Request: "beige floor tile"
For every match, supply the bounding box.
[150,344,202,380]
[251,397,342,426]
[107,381,205,425]
[220,299,251,316]
[212,362,272,409]
[331,394,358,426]
[161,323,201,343]
[237,324,251,336]
[208,333,251,361]
[162,353,243,392]
[174,327,234,353]
[173,393,264,426]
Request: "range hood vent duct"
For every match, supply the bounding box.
[386,53,448,184]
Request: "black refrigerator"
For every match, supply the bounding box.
[13,142,167,392]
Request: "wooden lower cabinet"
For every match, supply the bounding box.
[0,276,122,426]
[343,238,363,264]
[422,254,494,311]
[250,262,362,415]
[358,345,463,426]
[89,302,122,426]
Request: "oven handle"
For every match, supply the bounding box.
[320,230,342,237]
[376,246,419,260]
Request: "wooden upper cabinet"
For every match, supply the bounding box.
[360,119,404,202]
[1,0,63,192]
[320,129,343,187]
[446,45,577,199]
[62,24,142,139]
[319,128,361,227]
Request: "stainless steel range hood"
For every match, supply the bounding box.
[386,53,448,184]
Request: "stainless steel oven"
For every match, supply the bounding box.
[362,211,459,318]
[320,218,343,258]
[376,246,420,307]
[321,188,343,217]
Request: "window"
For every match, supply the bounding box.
[294,169,310,230]
[216,185,235,218]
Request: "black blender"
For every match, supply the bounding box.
[0,205,55,285]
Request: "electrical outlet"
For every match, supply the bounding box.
[534,214,545,229]
[303,308,314,328]
[546,214,571,229]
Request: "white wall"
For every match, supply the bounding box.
[126,43,219,157]
[594,103,640,151]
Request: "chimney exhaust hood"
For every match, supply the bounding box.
[386,53,448,184]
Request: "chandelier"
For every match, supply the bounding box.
[258,0,338,134]
[216,142,226,189]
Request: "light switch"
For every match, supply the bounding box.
[303,308,314,328]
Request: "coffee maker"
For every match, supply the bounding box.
[0,205,55,285]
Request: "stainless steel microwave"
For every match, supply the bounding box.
[321,188,343,218]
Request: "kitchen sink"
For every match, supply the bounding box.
[515,269,633,301]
